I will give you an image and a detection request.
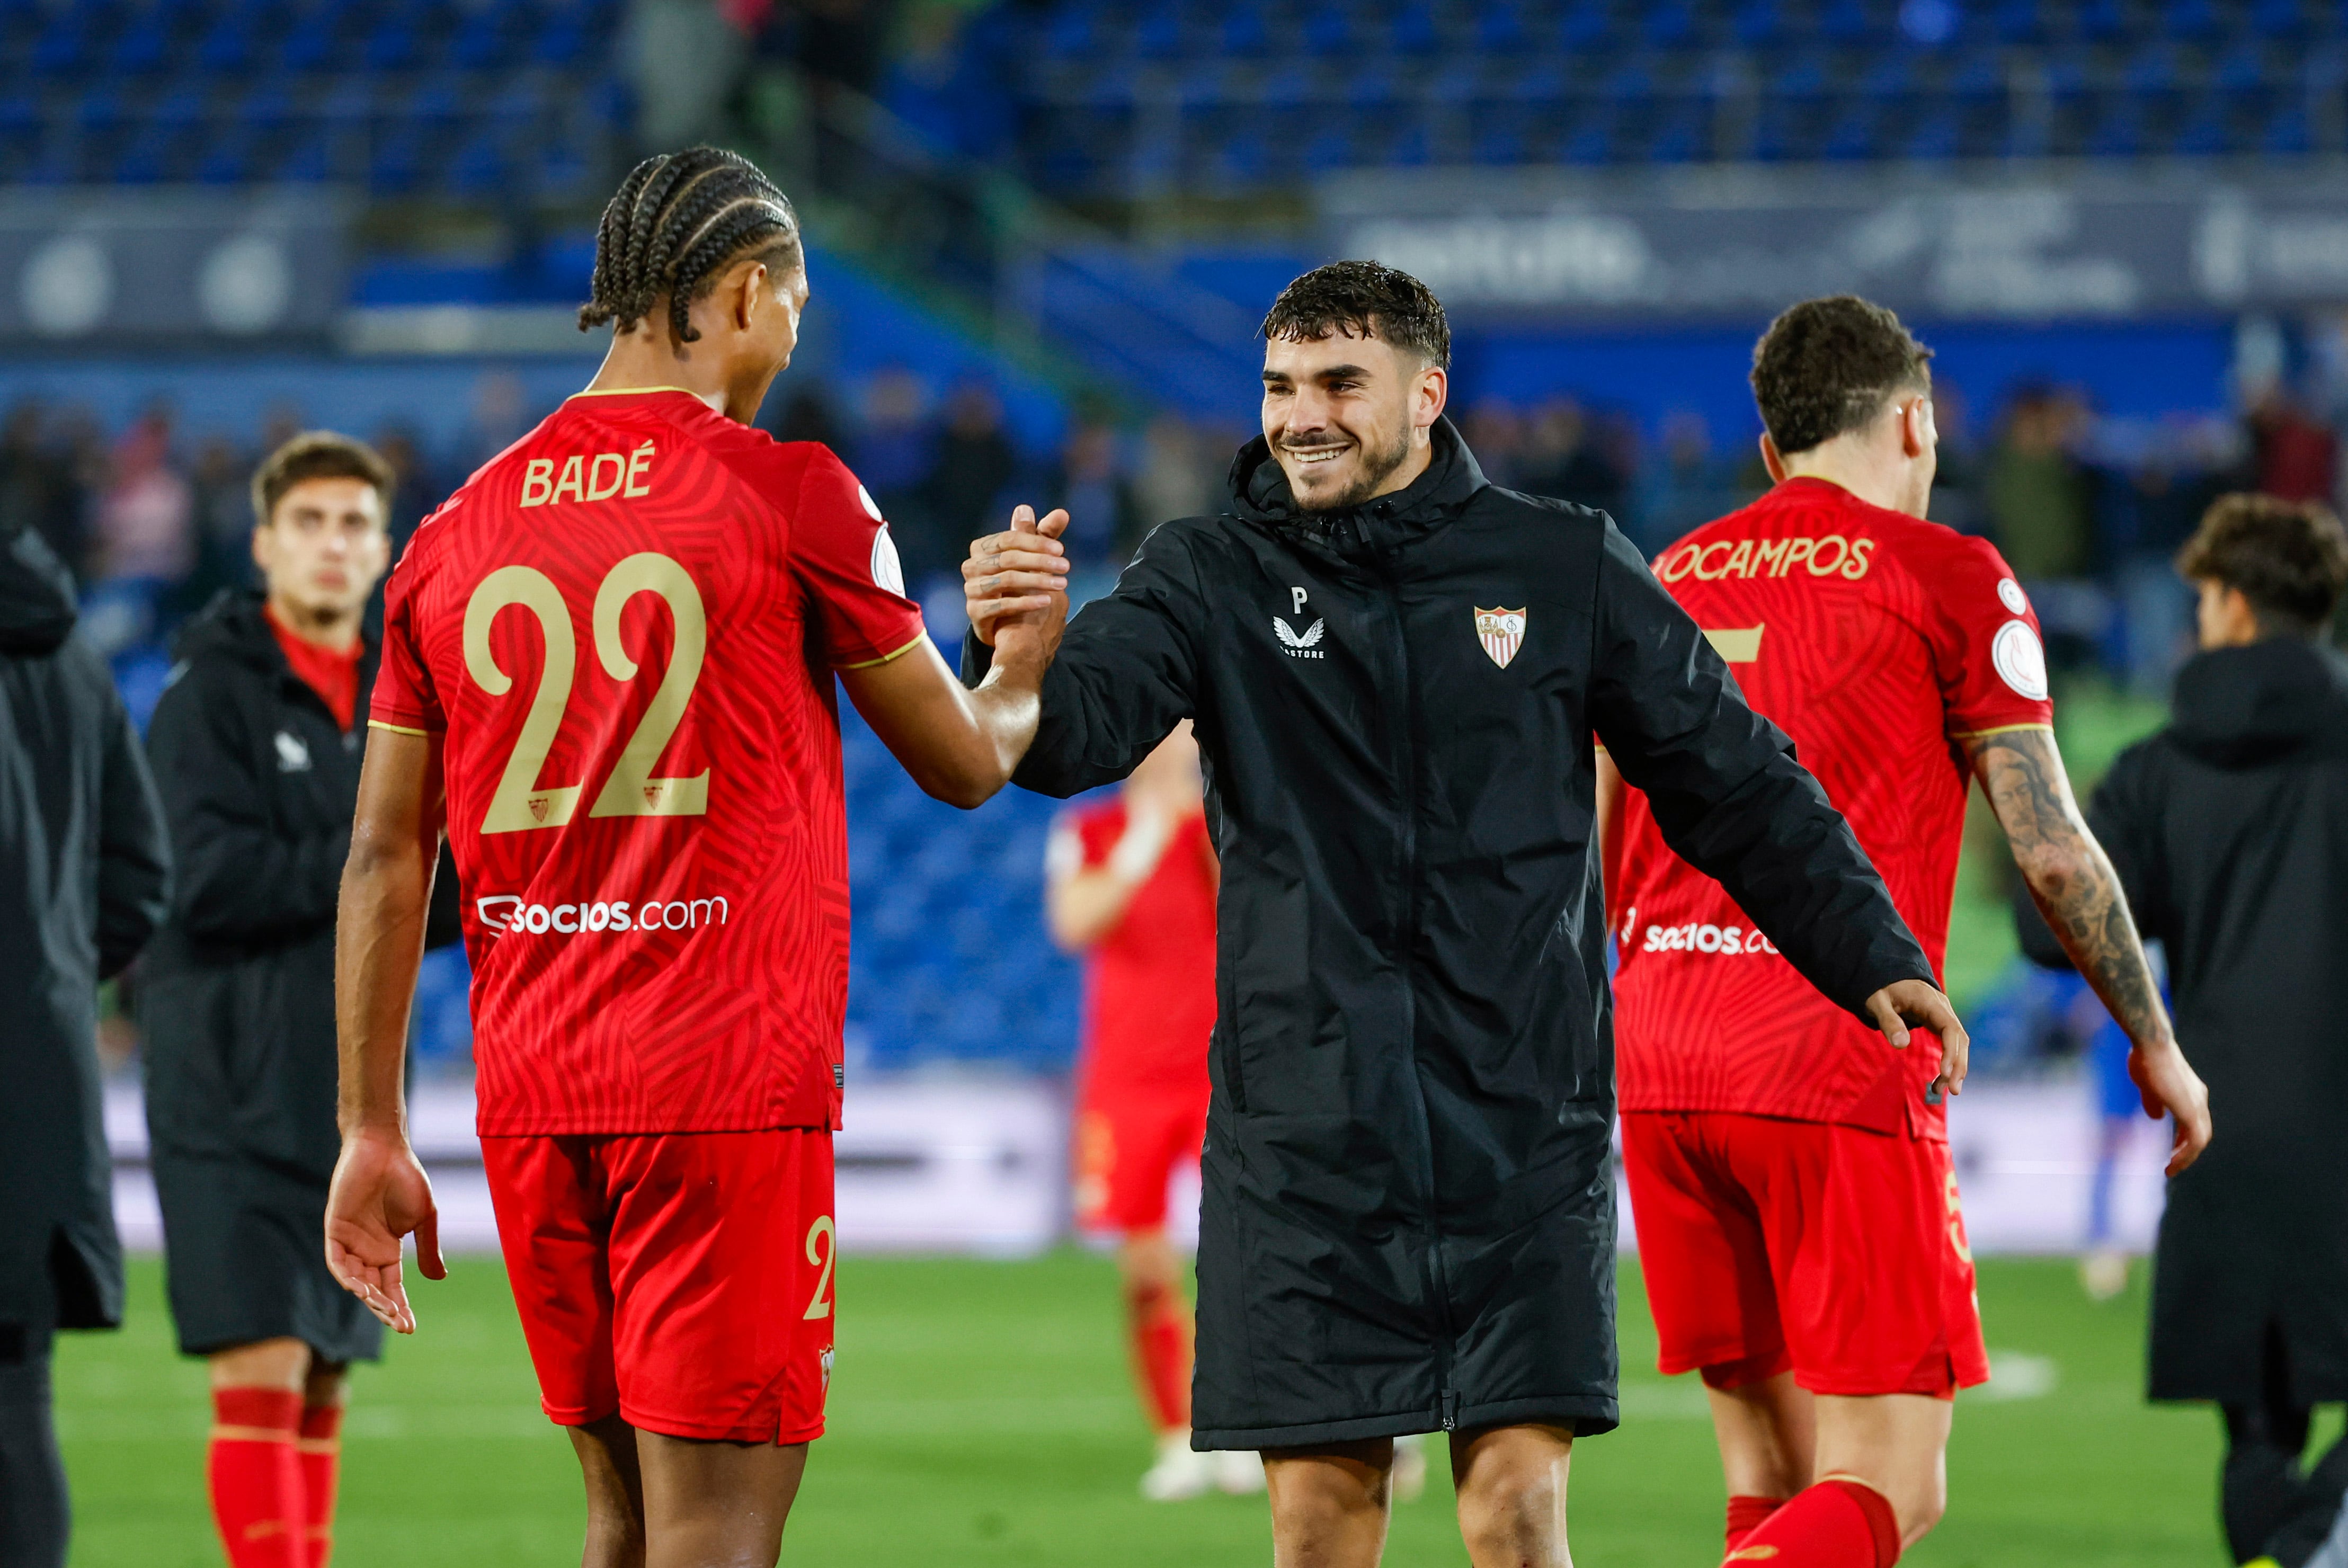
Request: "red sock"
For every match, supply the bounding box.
[1726,1494,1788,1549]
[298,1404,343,1568]
[208,1388,306,1568]
[1127,1282,1193,1432]
[1729,1478,1900,1566]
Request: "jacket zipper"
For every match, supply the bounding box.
[1377,554,1460,1431]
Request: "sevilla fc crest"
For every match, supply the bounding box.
[1474,607,1526,669]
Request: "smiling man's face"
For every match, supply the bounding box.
[1260,325,1446,513]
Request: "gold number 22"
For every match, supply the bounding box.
[804,1215,837,1320]
[463,553,713,835]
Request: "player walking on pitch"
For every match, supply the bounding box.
[325,147,1065,1567]
[1047,722,1273,1501]
[963,262,1964,1568]
[1604,296,2212,1566]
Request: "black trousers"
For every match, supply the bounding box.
[0,1323,66,1568]
[2225,1322,2348,1568]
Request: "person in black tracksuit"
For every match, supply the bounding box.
[138,434,456,1567]
[2022,494,2348,1568]
[0,522,171,1568]
[962,264,1957,1565]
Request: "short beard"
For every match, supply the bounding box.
[1291,425,1413,513]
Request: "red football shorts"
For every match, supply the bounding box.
[481,1126,837,1444]
[1072,1091,1206,1234]
[1621,1111,1988,1400]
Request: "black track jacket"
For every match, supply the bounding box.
[969,422,1934,1446]
[0,523,171,1336]
[140,591,459,1183]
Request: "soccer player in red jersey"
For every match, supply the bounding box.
[1603,297,2212,1567]
[321,146,1068,1566]
[1046,723,1249,1500]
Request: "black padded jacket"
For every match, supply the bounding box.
[968,421,1934,1447]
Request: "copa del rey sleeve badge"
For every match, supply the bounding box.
[1474,607,1527,669]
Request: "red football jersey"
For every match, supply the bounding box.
[371,389,926,1136]
[1608,477,2053,1138]
[1049,800,1219,1100]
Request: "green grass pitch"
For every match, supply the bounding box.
[58,1251,2230,1565]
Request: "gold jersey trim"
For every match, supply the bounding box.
[367,719,434,738]
[837,633,929,672]
[566,386,697,400]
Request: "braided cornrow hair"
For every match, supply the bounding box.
[579,146,802,343]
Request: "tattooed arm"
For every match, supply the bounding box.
[1966,728,2211,1174]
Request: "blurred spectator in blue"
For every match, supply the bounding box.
[763,384,848,451]
[1630,409,1737,556]
[1047,418,1139,569]
[1925,377,1985,536]
[881,1,1015,160]
[0,403,88,582]
[94,405,192,587]
[456,371,532,477]
[181,436,259,614]
[1462,399,1525,491]
[1518,396,1628,522]
[853,366,941,575]
[921,377,1017,559]
[1133,413,1217,532]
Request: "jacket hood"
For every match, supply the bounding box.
[1225,416,1488,555]
[0,524,78,655]
[2168,637,2348,768]
[172,588,284,672]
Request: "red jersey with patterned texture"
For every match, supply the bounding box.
[371,389,925,1136]
[1051,801,1219,1099]
[1608,478,2053,1138]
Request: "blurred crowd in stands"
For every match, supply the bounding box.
[6,364,2340,702]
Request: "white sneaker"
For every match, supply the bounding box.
[1391,1433,1428,1503]
[1140,1432,1217,1501]
[1214,1448,1266,1495]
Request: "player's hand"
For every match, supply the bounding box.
[324,1126,444,1334]
[965,505,1071,648]
[1864,978,1970,1102]
[2129,1039,2212,1177]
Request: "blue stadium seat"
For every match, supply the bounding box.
[1732,0,1787,49]
[31,14,94,76]
[195,125,256,182]
[109,18,174,76]
[1217,3,1270,59]
[1558,0,1614,55]
[2215,40,2270,92]
[2171,96,2227,154]
[1991,0,2047,45]
[364,19,420,72]
[1646,103,1704,162]
[1038,2,1103,60]
[1904,107,1959,159]
[2162,0,2223,44]
[1389,1,1440,56]
[1474,1,1528,56]
[1641,0,1698,51]
[1562,106,1614,164]
[449,5,519,69]
[531,3,586,66]
[2263,102,2311,153]
[1819,102,1878,159]
[1818,0,1883,47]
[2251,0,2309,39]
[2077,0,2129,43]
[275,127,333,180]
[1129,2,1182,60]
[197,15,259,74]
[2085,98,2145,156]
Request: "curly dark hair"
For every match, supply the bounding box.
[250,430,393,528]
[579,146,802,345]
[1750,296,1934,457]
[1260,260,1451,369]
[2177,492,2348,634]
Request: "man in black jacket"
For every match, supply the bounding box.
[2027,493,2348,1568]
[961,262,1963,1567]
[140,432,450,1568]
[0,520,171,1568]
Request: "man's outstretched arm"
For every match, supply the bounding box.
[1967,728,2210,1173]
[842,506,1072,810]
[1587,525,1969,1095]
[326,726,447,1333]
